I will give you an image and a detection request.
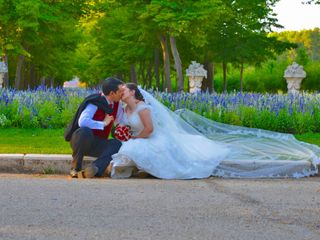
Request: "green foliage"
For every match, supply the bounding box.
[16,106,39,128]
[276,109,292,133]
[247,60,320,93]
[203,105,320,134]
[37,101,62,128]
[296,46,311,66]
[0,114,11,128]
[239,106,259,128]
[314,107,320,132]
[301,62,320,90]
[213,53,320,93]
[292,111,315,134]
[271,29,320,62]
[0,1,319,94]
[0,0,90,88]
[1,100,20,126]
[257,110,275,131]
[222,111,241,126]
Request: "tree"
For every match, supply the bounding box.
[200,0,291,92]
[0,0,89,89]
[82,1,158,85]
[271,29,320,63]
[142,0,225,91]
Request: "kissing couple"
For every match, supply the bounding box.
[65,77,320,179]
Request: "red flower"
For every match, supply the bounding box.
[114,125,132,141]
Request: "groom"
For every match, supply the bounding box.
[64,77,125,178]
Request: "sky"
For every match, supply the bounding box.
[273,0,320,31]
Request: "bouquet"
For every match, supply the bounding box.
[114,124,132,141]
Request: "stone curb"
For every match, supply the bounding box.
[0,154,319,176]
[0,154,95,174]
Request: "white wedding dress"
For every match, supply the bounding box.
[111,89,320,179]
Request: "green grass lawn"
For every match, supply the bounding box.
[294,133,320,147]
[0,128,319,154]
[0,128,71,154]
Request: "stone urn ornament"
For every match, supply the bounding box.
[284,62,306,95]
[186,61,207,93]
[0,58,8,89]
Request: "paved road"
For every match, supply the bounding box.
[0,174,319,240]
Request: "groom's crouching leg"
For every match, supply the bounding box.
[83,164,99,178]
[70,127,94,178]
[90,139,122,177]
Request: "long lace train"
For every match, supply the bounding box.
[175,109,319,178]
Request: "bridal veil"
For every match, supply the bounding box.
[141,88,320,178]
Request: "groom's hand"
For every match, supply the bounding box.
[103,114,114,126]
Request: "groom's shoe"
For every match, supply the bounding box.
[70,169,85,178]
[70,169,79,178]
[83,165,98,178]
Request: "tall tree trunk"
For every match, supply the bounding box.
[130,64,137,84]
[15,54,25,89]
[212,63,215,93]
[240,62,244,92]
[222,61,227,92]
[160,71,164,91]
[146,63,152,89]
[41,76,46,86]
[115,73,124,81]
[3,53,9,88]
[159,34,171,92]
[49,77,54,88]
[30,64,36,89]
[35,68,40,87]
[169,36,184,91]
[154,48,160,89]
[139,61,147,87]
[203,60,213,93]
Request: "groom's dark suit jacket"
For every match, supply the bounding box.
[64,93,113,142]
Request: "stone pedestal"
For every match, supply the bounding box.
[0,73,3,89]
[284,62,306,95]
[189,76,204,93]
[285,77,304,95]
[0,60,8,89]
[186,61,207,93]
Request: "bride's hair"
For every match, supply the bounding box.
[126,83,145,101]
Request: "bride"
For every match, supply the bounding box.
[111,83,320,179]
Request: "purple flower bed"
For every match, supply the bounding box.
[0,87,319,133]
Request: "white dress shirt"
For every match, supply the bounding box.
[78,102,124,130]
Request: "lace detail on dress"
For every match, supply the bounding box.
[122,103,151,137]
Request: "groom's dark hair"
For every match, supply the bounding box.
[102,77,124,95]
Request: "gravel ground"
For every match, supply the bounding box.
[0,174,319,240]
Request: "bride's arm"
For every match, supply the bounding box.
[133,109,153,138]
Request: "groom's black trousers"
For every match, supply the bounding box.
[70,127,122,176]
